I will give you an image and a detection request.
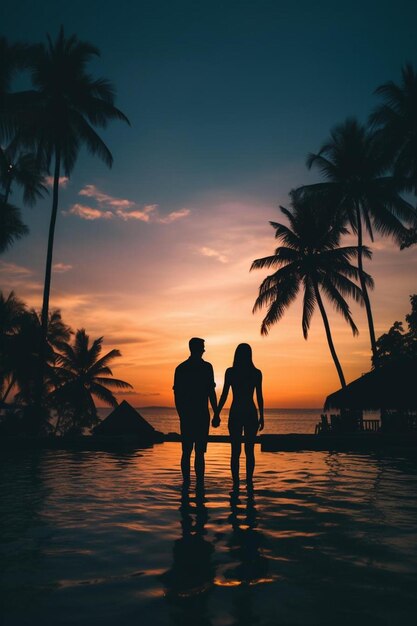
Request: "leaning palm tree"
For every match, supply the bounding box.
[370,64,417,192]
[51,329,132,435]
[251,197,373,388]
[295,118,415,363]
[25,27,130,339]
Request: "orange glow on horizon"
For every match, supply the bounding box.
[3,198,417,409]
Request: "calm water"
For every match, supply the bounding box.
[97,407,381,435]
[1,443,417,625]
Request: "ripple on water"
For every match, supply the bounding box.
[1,443,417,625]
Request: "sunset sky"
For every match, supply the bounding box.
[2,0,417,407]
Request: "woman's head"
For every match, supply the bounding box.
[233,343,254,368]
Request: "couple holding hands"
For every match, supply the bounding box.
[173,337,264,487]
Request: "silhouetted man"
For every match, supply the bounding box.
[173,337,218,484]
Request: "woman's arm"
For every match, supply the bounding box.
[255,370,264,431]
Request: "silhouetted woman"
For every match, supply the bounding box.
[212,344,264,486]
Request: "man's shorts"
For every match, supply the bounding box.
[179,413,210,452]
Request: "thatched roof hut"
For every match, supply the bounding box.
[325,360,417,411]
[93,400,159,438]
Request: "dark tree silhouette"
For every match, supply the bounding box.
[0,201,28,253]
[295,118,415,363]
[371,64,417,192]
[0,36,30,138]
[0,39,42,252]
[51,329,132,435]
[26,27,130,340]
[0,291,27,400]
[1,306,71,412]
[373,294,417,367]
[0,146,48,253]
[1,145,47,205]
[251,197,373,388]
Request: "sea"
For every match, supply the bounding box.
[97,406,380,435]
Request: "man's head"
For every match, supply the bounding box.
[189,337,205,357]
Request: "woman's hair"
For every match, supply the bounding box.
[233,343,255,369]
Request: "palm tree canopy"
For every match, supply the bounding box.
[25,27,130,175]
[0,145,48,205]
[53,329,132,410]
[370,63,417,189]
[0,201,29,253]
[0,290,27,335]
[0,37,31,139]
[1,306,71,404]
[296,118,416,244]
[251,197,373,337]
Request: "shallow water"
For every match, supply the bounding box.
[1,443,417,625]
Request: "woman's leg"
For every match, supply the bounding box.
[244,441,255,484]
[230,439,241,484]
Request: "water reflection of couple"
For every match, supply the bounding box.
[173,338,264,487]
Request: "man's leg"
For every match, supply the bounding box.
[181,441,193,483]
[194,442,205,483]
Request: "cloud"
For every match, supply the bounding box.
[53,263,73,273]
[45,176,69,188]
[157,208,191,224]
[116,204,158,222]
[79,184,135,210]
[66,185,190,224]
[0,262,42,304]
[199,246,229,263]
[65,203,114,220]
[0,261,33,276]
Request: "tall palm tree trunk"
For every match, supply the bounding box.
[313,279,347,389]
[41,145,61,335]
[355,204,378,364]
[35,145,61,433]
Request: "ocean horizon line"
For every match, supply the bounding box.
[99,405,324,411]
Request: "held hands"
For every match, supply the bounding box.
[211,412,221,428]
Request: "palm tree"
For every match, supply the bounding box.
[1,144,48,205]
[0,145,48,253]
[370,64,417,192]
[0,290,27,400]
[0,36,30,139]
[26,27,130,339]
[0,201,29,253]
[2,308,71,408]
[51,329,132,435]
[295,118,415,363]
[0,39,43,253]
[251,198,373,388]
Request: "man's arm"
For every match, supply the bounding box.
[208,364,218,413]
[173,366,185,415]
